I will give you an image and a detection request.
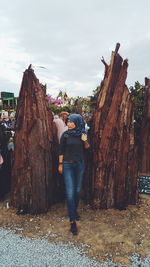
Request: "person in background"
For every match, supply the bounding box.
[58,114,90,235]
[1,118,9,130]
[52,112,69,202]
[9,119,15,130]
[7,137,14,152]
[53,111,69,143]
[0,146,4,169]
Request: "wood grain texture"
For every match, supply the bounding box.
[10,67,54,214]
[90,44,138,209]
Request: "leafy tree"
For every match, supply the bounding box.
[88,86,100,111]
[90,86,100,102]
[130,81,145,143]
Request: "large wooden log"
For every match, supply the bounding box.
[10,66,54,214]
[91,44,138,209]
[139,78,150,174]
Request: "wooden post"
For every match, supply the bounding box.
[90,44,138,209]
[10,66,54,214]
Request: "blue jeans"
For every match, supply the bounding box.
[63,160,85,222]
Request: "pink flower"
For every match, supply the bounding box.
[54,98,63,106]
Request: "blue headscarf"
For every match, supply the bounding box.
[66,114,86,136]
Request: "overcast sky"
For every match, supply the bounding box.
[0,0,150,98]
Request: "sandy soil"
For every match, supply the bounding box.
[0,194,150,266]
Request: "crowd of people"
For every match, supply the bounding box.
[0,117,15,131]
[0,117,15,166]
[0,117,15,199]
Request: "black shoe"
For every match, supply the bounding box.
[16,208,27,215]
[76,212,80,221]
[70,221,78,235]
[16,204,29,215]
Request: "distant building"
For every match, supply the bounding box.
[0,92,18,111]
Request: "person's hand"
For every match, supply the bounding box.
[81,133,87,142]
[81,133,90,149]
[58,163,63,174]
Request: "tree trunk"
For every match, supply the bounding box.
[91,44,138,209]
[10,66,54,214]
[139,78,150,174]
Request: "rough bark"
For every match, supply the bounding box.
[139,78,150,174]
[91,44,138,209]
[10,66,54,214]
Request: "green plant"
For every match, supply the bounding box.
[130,81,145,143]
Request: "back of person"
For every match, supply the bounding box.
[53,111,69,143]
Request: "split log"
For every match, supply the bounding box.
[10,66,54,214]
[139,78,150,174]
[91,44,138,209]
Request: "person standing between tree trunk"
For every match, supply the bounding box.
[58,114,90,235]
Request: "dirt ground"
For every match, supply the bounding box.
[0,194,150,266]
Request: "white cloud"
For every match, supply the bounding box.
[0,37,30,93]
[1,0,150,97]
